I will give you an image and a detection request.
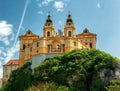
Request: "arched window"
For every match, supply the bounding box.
[47,31,50,37]
[68,31,71,37]
[23,44,26,50]
[90,43,92,48]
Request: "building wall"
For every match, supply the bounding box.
[19,30,39,66]
[0,78,2,88]
[19,13,97,67]
[19,30,96,67]
[3,65,19,86]
[25,54,61,71]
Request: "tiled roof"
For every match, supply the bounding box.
[4,59,19,66]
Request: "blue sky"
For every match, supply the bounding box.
[0,0,120,78]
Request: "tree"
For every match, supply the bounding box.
[106,79,120,91]
[4,62,33,91]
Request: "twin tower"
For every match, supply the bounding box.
[43,11,75,38]
[19,12,97,66]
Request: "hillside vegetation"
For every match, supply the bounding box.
[2,49,120,91]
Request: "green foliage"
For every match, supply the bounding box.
[2,49,119,91]
[105,79,120,91]
[90,77,104,91]
[0,88,4,91]
[34,49,118,91]
[26,82,69,91]
[4,62,33,91]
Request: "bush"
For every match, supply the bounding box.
[4,62,33,91]
[105,79,120,91]
[34,49,117,90]
[3,49,119,91]
[26,82,69,91]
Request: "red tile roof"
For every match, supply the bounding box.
[4,59,19,66]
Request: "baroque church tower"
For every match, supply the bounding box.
[64,11,75,37]
[19,30,39,66]
[43,12,55,38]
[64,12,77,52]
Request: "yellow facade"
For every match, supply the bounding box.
[19,12,97,67]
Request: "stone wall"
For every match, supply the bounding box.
[0,78,2,88]
[25,54,61,70]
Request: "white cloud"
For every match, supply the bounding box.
[2,37,10,45]
[4,41,19,63]
[38,3,42,7]
[0,68,3,78]
[36,0,70,13]
[0,36,9,46]
[0,47,5,55]
[10,33,15,41]
[38,11,43,15]
[0,21,14,46]
[0,20,20,78]
[0,57,4,60]
[0,38,19,78]
[42,0,54,6]
[0,48,6,57]
[0,21,13,36]
[0,40,19,78]
[54,1,64,12]
[0,61,2,67]
[97,3,101,8]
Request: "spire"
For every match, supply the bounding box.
[43,11,54,37]
[66,11,73,23]
[48,11,51,19]
[64,11,75,38]
[68,11,71,18]
[46,11,52,23]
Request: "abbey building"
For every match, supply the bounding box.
[19,12,97,67]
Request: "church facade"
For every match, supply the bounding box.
[19,12,97,67]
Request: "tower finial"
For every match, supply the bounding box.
[48,11,51,19]
[68,11,71,15]
[48,11,50,15]
[68,11,71,18]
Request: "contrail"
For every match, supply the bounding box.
[13,0,29,47]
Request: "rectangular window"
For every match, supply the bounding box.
[74,42,76,46]
[37,42,39,47]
